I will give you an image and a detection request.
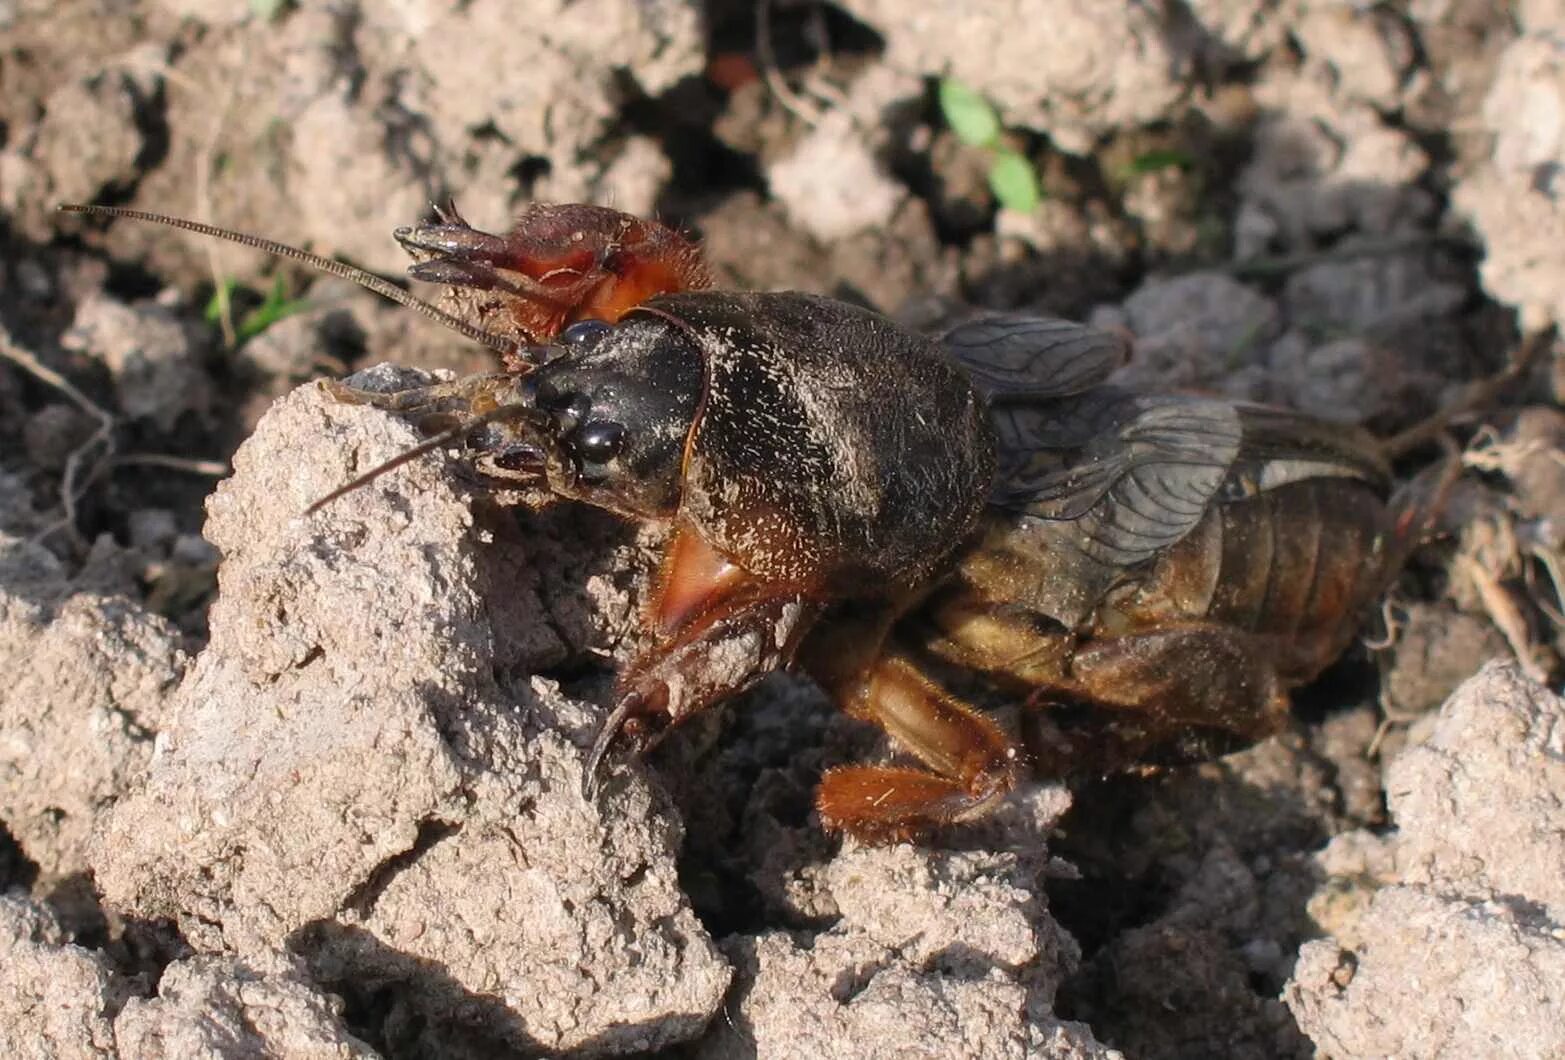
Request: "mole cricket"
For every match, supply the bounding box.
[59,200,1529,842]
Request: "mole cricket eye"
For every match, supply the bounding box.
[574,420,626,464]
[531,376,592,430]
[560,319,612,348]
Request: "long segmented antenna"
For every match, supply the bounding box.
[305,401,550,514]
[57,203,517,357]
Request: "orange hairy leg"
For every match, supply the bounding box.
[814,651,1024,843]
[586,518,820,786]
[631,535,1026,843]
[800,607,1025,843]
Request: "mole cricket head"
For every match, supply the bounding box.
[316,311,706,520]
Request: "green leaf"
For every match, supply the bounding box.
[938,78,1001,147]
[250,0,287,21]
[204,277,238,324]
[1125,147,1194,176]
[237,275,307,341]
[988,150,1041,213]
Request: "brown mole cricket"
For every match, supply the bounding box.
[58,200,1517,843]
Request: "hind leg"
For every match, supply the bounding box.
[804,613,1024,842]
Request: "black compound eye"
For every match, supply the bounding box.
[574,420,626,464]
[560,319,612,348]
[533,377,592,426]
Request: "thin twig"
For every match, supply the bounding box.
[1361,596,1406,652]
[113,453,229,476]
[797,1,851,113]
[0,325,115,545]
[756,0,824,126]
[0,328,105,422]
[1200,233,1479,281]
[1456,553,1551,685]
[1366,716,1397,760]
[1382,329,1553,460]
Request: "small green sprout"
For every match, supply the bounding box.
[204,275,309,344]
[937,77,1042,213]
[1123,147,1194,177]
[985,151,1041,213]
[937,79,1001,147]
[203,277,237,328]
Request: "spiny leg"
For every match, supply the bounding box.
[585,518,818,792]
[318,373,515,416]
[813,649,1024,843]
[586,591,818,796]
[616,589,817,732]
[396,202,712,363]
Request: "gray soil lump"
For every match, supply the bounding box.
[0,896,119,1060]
[697,831,1122,1060]
[0,536,185,880]
[92,368,730,1055]
[0,894,375,1059]
[1286,663,1565,1058]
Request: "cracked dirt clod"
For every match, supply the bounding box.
[91,367,730,1056]
[1,894,377,1060]
[61,293,212,432]
[1383,661,1565,920]
[0,895,118,1060]
[696,817,1122,1060]
[1452,26,1565,330]
[1379,603,1509,717]
[708,935,1118,1060]
[837,0,1184,155]
[1289,887,1565,1060]
[66,0,706,283]
[766,66,915,244]
[0,535,186,879]
[0,67,152,241]
[113,952,377,1060]
[1287,663,1565,1057]
[1238,72,1433,253]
